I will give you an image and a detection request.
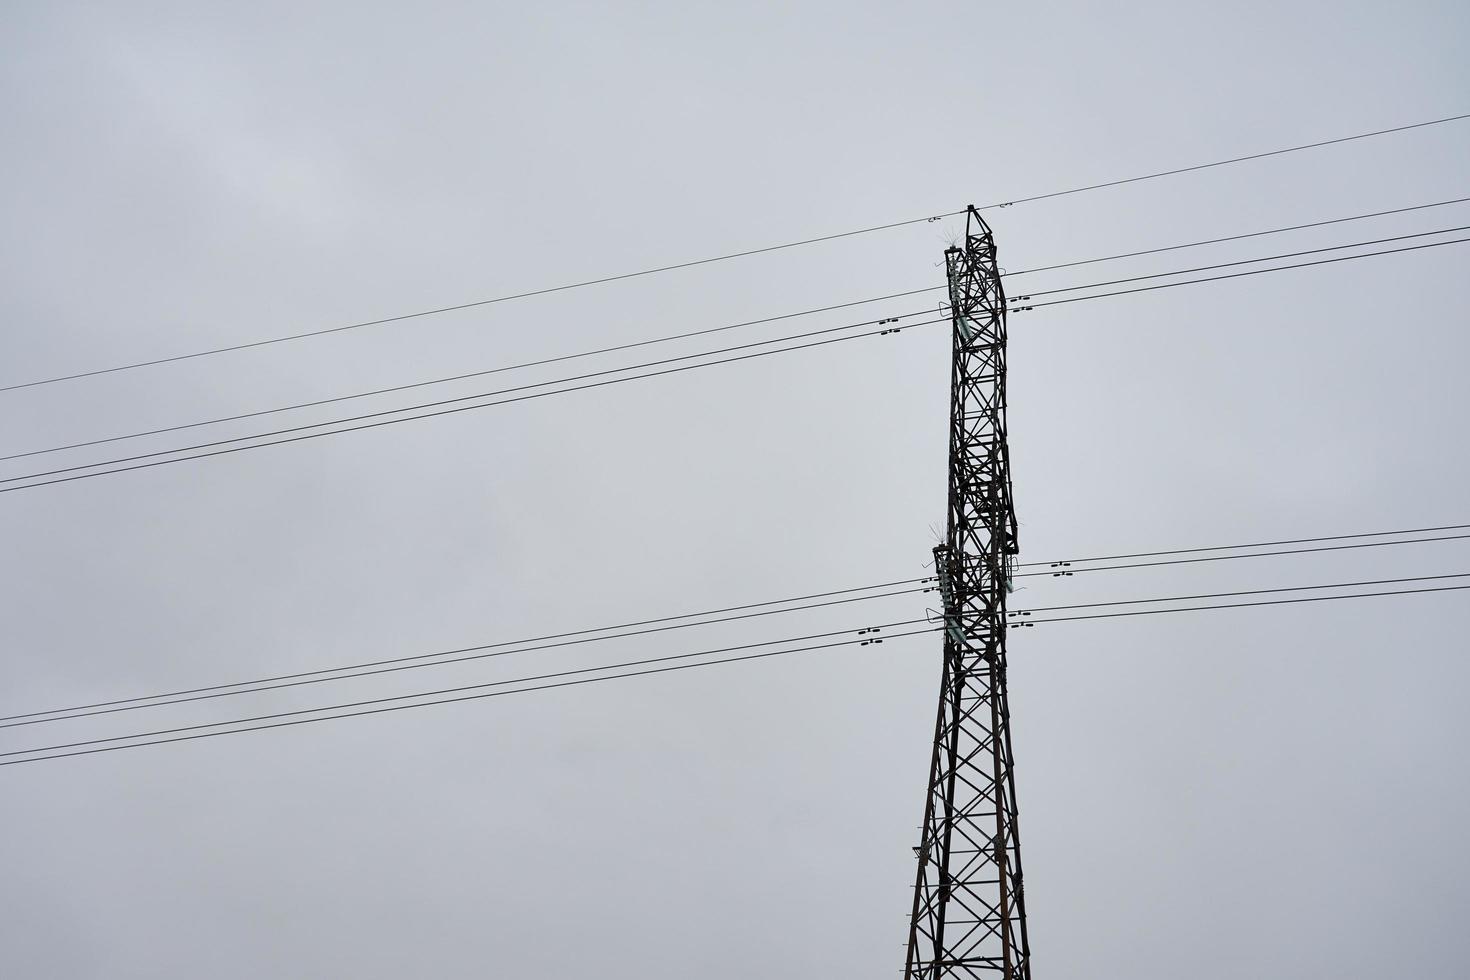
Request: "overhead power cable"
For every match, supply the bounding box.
[0,584,931,730]
[1011,236,1470,312]
[0,625,943,768]
[0,316,948,494]
[1006,571,1470,620]
[1023,582,1470,627]
[8,575,1470,769]
[6,523,1465,731]
[1011,224,1470,301]
[19,574,1466,755]
[8,196,1466,469]
[984,112,1470,210]
[1013,532,1470,579]
[0,576,933,725]
[1014,521,1470,568]
[1002,195,1470,278]
[8,227,1465,496]
[0,231,959,395]
[0,302,942,464]
[6,113,1465,395]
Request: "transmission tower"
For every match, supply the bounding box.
[903,207,1032,979]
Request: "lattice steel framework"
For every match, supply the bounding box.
[903,207,1031,979]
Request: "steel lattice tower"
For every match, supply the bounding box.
[903,207,1032,979]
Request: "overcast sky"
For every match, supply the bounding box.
[2,2,1468,978]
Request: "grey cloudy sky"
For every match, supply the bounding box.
[1,2,1467,977]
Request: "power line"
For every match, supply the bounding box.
[1011,235,1470,312]
[1012,224,1470,300]
[0,584,931,730]
[6,113,1465,395]
[0,301,942,464]
[0,576,933,725]
[1023,582,1470,627]
[0,624,943,768]
[0,316,948,495]
[13,199,1464,468]
[10,228,1465,496]
[1014,521,1470,567]
[8,576,1469,769]
[1006,571,1470,620]
[1002,195,1470,278]
[9,525,1466,730]
[0,231,964,395]
[985,113,1470,210]
[1012,532,1470,579]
